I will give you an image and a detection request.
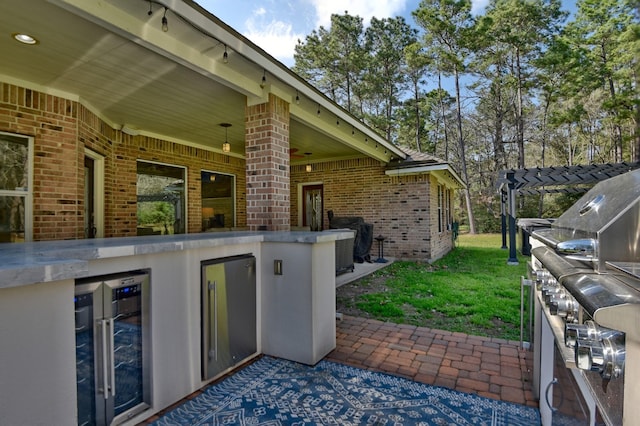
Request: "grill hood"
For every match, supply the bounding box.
[532,168,640,272]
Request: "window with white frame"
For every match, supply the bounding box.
[0,132,33,243]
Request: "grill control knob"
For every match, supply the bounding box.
[575,337,625,379]
[576,339,601,372]
[550,296,578,318]
[565,321,598,347]
[542,285,562,304]
[548,294,566,315]
[533,270,551,290]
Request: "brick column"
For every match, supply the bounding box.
[245,93,290,231]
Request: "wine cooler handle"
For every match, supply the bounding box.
[544,378,558,412]
[108,318,116,397]
[101,319,109,400]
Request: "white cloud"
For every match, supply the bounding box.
[243,9,304,65]
[308,0,408,28]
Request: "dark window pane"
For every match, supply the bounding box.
[0,196,25,243]
[201,171,235,231]
[0,134,28,191]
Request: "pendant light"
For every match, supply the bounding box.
[220,123,231,152]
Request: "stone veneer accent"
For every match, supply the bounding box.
[245,94,291,231]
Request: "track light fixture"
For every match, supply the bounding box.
[161,7,168,32]
[223,45,228,63]
[260,70,266,88]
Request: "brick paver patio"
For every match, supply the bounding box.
[326,315,537,408]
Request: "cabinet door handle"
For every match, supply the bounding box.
[544,377,558,412]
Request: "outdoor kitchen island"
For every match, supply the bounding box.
[0,230,354,426]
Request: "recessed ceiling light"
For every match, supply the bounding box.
[12,33,38,45]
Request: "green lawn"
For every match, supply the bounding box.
[336,233,530,341]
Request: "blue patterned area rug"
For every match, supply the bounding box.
[152,356,540,425]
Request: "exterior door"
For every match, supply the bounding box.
[303,185,323,231]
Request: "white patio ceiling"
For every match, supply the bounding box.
[1,0,405,165]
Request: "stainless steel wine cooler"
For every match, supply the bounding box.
[74,271,151,426]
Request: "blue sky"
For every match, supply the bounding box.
[197,0,487,67]
[196,0,576,68]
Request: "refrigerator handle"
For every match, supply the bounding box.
[100,319,109,400]
[213,281,218,361]
[108,318,116,397]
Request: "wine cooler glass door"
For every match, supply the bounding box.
[75,271,150,426]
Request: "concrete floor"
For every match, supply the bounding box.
[335,257,395,288]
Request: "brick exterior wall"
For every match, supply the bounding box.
[291,159,455,261]
[0,82,245,240]
[427,174,456,261]
[1,82,455,259]
[1,83,81,240]
[245,94,290,231]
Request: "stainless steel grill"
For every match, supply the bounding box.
[527,168,640,426]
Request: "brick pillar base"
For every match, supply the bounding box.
[245,94,290,231]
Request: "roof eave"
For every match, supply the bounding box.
[385,163,466,189]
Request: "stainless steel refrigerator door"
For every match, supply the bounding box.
[202,255,256,380]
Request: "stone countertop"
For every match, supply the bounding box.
[0,230,355,289]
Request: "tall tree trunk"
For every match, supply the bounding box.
[568,124,573,166]
[516,48,525,169]
[492,75,507,171]
[601,42,624,161]
[454,66,476,234]
[414,79,422,152]
[538,98,551,217]
[346,73,352,113]
[387,85,393,141]
[635,66,640,161]
[438,71,450,161]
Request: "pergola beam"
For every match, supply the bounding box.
[496,161,640,264]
